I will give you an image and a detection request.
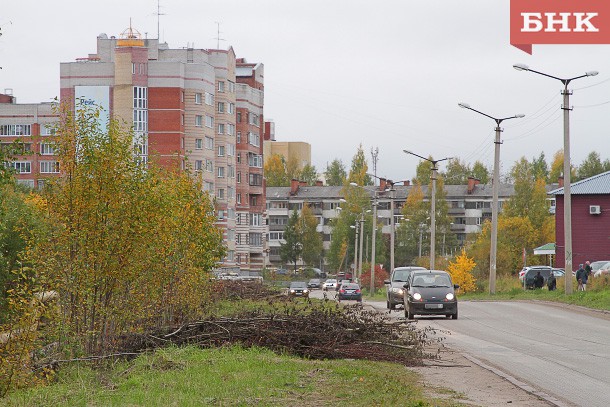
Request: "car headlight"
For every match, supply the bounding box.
[290,290,295,293]
[391,288,404,295]
[303,289,309,293]
[413,292,422,301]
[446,293,454,301]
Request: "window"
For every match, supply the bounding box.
[268,232,284,241]
[205,92,214,105]
[227,250,235,262]
[195,160,203,171]
[248,153,263,168]
[237,153,241,164]
[195,115,203,127]
[227,229,235,241]
[227,144,235,156]
[181,114,184,125]
[205,159,213,172]
[218,210,225,220]
[248,132,260,147]
[228,81,235,93]
[249,233,262,247]
[249,173,263,186]
[250,195,258,206]
[40,124,55,136]
[204,181,214,192]
[227,165,235,178]
[236,132,241,144]
[217,166,225,178]
[250,213,262,226]
[228,103,235,114]
[133,87,148,109]
[237,112,242,123]
[132,63,136,74]
[39,161,59,174]
[205,137,214,150]
[217,102,225,113]
[237,193,241,204]
[226,124,235,136]
[217,189,225,200]
[40,143,56,155]
[205,116,214,128]
[195,93,202,104]
[228,208,235,219]
[8,161,31,173]
[1,124,32,136]
[218,145,225,157]
[227,186,235,199]
[217,123,225,134]
[218,81,225,92]
[237,172,241,183]
[195,138,203,149]
[249,113,259,127]
[17,179,34,188]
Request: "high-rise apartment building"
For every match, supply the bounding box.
[58,27,265,271]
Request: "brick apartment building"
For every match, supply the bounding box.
[0,26,266,271]
[0,92,59,188]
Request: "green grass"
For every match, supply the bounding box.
[5,346,464,406]
[461,275,610,311]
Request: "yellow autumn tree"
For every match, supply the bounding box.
[447,249,477,293]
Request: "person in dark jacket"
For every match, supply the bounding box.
[533,271,544,289]
[547,271,557,291]
[575,264,586,291]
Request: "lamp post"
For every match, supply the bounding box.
[513,64,598,295]
[457,103,525,295]
[403,150,452,270]
[350,223,359,278]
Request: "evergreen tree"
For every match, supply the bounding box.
[348,144,372,186]
[300,164,319,186]
[576,151,605,181]
[324,158,347,186]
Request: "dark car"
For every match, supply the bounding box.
[288,281,309,298]
[384,266,426,310]
[307,278,322,289]
[337,283,362,302]
[524,267,564,289]
[404,270,459,320]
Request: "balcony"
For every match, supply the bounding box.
[448,207,466,215]
[450,223,466,232]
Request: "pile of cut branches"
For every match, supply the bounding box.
[209,280,282,301]
[123,303,439,366]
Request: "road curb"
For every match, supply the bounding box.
[460,353,572,407]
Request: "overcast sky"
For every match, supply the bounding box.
[2,1,609,182]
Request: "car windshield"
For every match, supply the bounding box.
[411,273,451,287]
[309,279,320,283]
[342,284,359,289]
[326,279,337,283]
[393,269,411,282]
[290,282,307,288]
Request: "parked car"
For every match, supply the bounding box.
[403,270,459,320]
[593,261,610,277]
[384,266,426,310]
[337,283,362,302]
[519,266,552,283]
[307,278,322,289]
[311,268,327,278]
[288,281,309,298]
[276,268,289,275]
[523,267,564,289]
[323,279,338,291]
[591,261,610,277]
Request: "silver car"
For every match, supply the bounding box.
[384,266,426,310]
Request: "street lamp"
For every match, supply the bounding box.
[403,150,452,270]
[513,64,598,295]
[458,103,525,295]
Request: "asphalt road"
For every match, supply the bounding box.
[389,300,610,407]
[309,290,610,407]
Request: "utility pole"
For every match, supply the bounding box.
[370,147,379,295]
[358,215,364,281]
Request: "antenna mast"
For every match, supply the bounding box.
[214,22,226,49]
[156,0,166,40]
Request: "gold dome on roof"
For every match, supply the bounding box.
[117,20,144,47]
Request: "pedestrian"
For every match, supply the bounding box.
[575,264,586,291]
[547,271,557,291]
[533,271,544,289]
[585,261,592,280]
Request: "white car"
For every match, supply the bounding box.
[323,279,338,291]
[593,261,610,277]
